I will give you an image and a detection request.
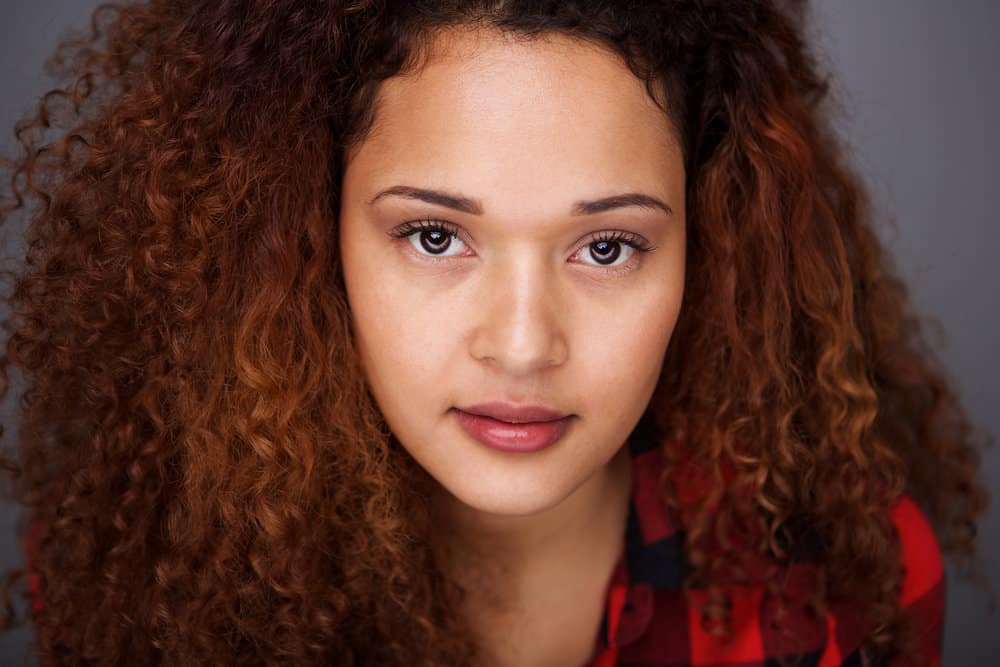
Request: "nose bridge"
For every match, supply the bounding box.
[470,251,568,373]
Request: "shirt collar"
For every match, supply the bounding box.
[594,411,693,652]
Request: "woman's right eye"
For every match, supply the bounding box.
[389,220,471,258]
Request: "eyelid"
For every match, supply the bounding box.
[586,228,656,253]
[387,218,468,241]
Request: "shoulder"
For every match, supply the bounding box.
[821,494,946,666]
[888,493,947,662]
[887,493,945,611]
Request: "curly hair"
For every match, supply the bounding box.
[0,0,991,665]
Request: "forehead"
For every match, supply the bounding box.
[346,27,683,216]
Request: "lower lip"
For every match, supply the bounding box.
[452,409,573,453]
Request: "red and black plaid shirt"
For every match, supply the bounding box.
[586,415,945,667]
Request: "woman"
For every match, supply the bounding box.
[0,1,990,665]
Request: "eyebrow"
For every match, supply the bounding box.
[367,185,673,217]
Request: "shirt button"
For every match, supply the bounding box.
[615,583,654,646]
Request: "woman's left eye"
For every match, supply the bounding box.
[572,230,655,270]
[387,220,655,271]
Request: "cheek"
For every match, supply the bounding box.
[578,287,682,411]
[348,272,455,405]
[583,327,660,400]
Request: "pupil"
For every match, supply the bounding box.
[420,230,451,253]
[591,241,620,264]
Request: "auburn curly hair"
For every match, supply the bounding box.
[0,0,992,665]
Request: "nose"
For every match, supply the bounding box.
[467,254,569,376]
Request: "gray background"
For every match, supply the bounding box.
[0,1,996,664]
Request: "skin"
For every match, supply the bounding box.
[339,27,686,667]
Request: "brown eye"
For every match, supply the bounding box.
[388,220,469,258]
[570,229,656,274]
[589,240,622,265]
[419,229,453,254]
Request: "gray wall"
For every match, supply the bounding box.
[0,1,996,664]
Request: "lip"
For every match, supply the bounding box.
[457,401,570,423]
[452,403,574,454]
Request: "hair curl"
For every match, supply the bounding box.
[0,1,992,665]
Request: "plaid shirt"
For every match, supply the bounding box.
[586,414,945,667]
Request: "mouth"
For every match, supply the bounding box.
[455,401,571,423]
[451,403,574,454]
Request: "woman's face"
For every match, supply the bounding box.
[339,28,686,517]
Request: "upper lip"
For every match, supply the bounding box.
[456,401,571,423]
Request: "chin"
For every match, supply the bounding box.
[443,474,577,517]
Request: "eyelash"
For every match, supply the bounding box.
[387,218,656,274]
